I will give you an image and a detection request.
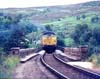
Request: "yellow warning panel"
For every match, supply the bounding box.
[42,36,57,45]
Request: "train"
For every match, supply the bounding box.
[41,31,57,53]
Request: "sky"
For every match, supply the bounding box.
[0,0,96,8]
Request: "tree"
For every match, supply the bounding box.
[45,25,53,31]
[76,16,80,20]
[57,36,65,47]
[18,19,38,34]
[71,24,89,45]
[82,15,86,19]
[81,31,92,43]
[91,16,100,23]
[64,38,74,46]
[89,37,97,46]
[4,25,29,51]
[0,31,11,47]
[93,27,100,45]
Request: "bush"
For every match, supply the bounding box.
[64,38,74,46]
[4,56,19,69]
[88,54,98,65]
[88,54,100,66]
[0,65,11,79]
[0,55,19,79]
[57,39,65,47]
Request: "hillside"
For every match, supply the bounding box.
[0,1,100,24]
[0,1,100,46]
[0,1,100,42]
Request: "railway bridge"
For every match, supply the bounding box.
[11,46,88,60]
[11,46,100,79]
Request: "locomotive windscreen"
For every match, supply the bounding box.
[43,31,55,35]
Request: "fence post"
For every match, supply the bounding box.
[11,47,20,56]
[79,45,88,60]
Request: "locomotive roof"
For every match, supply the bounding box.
[43,31,55,35]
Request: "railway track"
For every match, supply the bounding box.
[13,53,58,79]
[40,53,100,79]
[55,53,79,62]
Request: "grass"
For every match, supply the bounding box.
[0,65,11,79]
[43,12,100,32]
[42,12,100,45]
[88,54,100,67]
[4,55,19,69]
[0,55,19,79]
[64,38,74,46]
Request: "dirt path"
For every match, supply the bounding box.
[12,55,58,79]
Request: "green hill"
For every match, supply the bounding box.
[0,1,100,47]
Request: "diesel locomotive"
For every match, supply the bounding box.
[41,31,57,53]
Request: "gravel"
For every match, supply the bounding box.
[12,55,58,79]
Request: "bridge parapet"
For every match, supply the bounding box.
[11,47,20,55]
[11,47,35,58]
[64,46,88,60]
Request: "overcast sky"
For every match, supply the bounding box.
[0,0,96,8]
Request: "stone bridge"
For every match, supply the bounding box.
[10,46,88,59]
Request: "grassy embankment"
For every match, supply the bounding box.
[0,49,19,79]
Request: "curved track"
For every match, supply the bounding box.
[55,53,80,61]
[40,53,100,79]
[12,54,58,79]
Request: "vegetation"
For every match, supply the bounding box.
[64,38,74,46]
[71,24,100,56]
[0,12,40,79]
[0,55,19,79]
[4,56,19,69]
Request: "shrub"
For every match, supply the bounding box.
[64,38,74,46]
[0,65,11,79]
[88,54,98,65]
[4,56,19,69]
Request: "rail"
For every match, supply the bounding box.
[54,54,100,79]
[40,53,70,79]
